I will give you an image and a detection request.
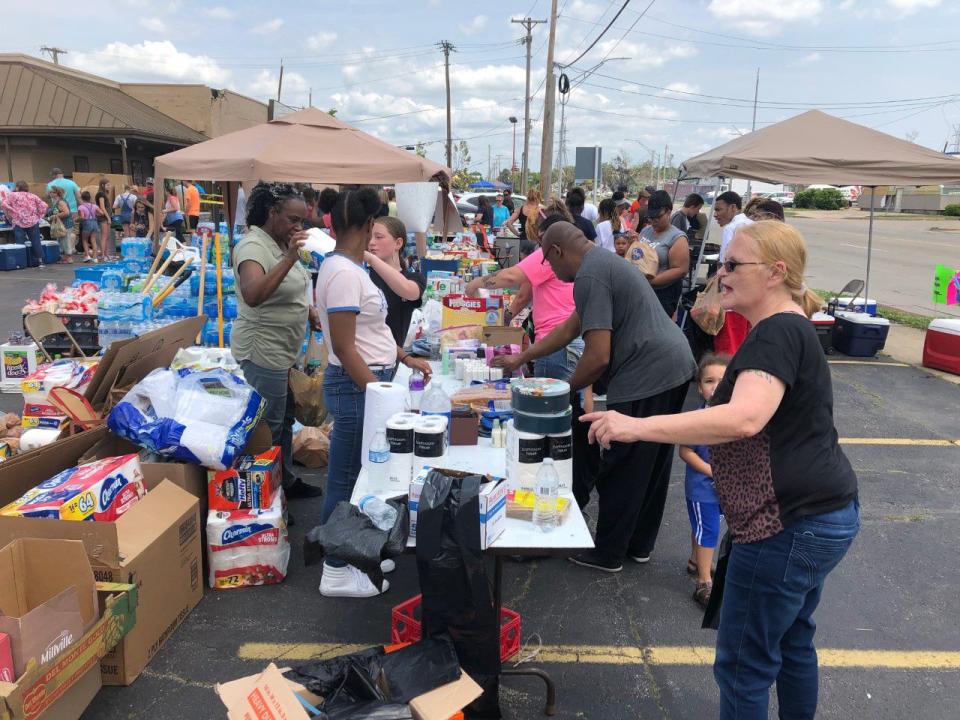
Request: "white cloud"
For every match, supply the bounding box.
[799,52,821,64]
[886,0,940,13]
[662,82,700,96]
[69,41,231,85]
[246,69,310,105]
[306,31,337,51]
[138,17,167,33]
[251,18,284,35]
[706,0,824,35]
[459,15,488,34]
[202,6,235,20]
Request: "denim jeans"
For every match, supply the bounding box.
[714,499,860,720]
[533,337,583,380]
[13,225,42,264]
[321,363,394,566]
[239,359,297,491]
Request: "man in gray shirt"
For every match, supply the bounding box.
[501,220,696,572]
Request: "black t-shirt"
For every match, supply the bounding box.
[572,214,597,242]
[709,313,857,543]
[479,205,494,226]
[369,266,427,346]
[95,191,109,219]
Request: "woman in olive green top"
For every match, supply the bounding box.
[232,182,323,501]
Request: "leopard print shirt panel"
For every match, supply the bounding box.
[711,430,785,543]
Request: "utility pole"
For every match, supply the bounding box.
[40,46,67,65]
[512,17,545,194]
[439,41,456,169]
[745,68,760,200]
[277,59,284,102]
[308,87,312,107]
[538,0,559,199]
[488,145,491,180]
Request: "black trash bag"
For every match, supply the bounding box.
[416,469,501,719]
[285,645,385,699]
[303,497,409,590]
[377,634,461,702]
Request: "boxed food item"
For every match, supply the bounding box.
[206,489,290,589]
[208,446,280,512]
[0,454,145,522]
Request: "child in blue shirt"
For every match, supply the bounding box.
[679,352,730,609]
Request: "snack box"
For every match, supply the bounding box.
[208,446,281,511]
[0,454,145,521]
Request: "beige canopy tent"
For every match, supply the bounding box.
[680,110,960,301]
[153,107,451,231]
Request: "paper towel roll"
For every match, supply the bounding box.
[19,427,62,453]
[548,429,573,494]
[386,413,417,488]
[414,416,447,467]
[361,382,409,470]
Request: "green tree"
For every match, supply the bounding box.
[497,168,513,185]
[453,140,471,172]
[415,142,426,158]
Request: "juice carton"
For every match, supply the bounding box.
[0,454,145,522]
[208,446,280,512]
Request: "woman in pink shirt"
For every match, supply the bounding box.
[1,182,48,266]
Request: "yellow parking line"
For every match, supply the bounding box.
[237,643,960,669]
[828,360,910,366]
[839,438,960,446]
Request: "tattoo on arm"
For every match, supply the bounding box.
[482,272,499,288]
[745,369,775,384]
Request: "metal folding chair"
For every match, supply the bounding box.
[23,311,89,362]
[827,279,865,316]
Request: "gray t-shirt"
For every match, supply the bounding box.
[573,247,696,404]
[640,224,687,274]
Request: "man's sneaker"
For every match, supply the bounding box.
[381,558,396,573]
[320,563,389,598]
[568,551,623,573]
[628,554,651,564]
[285,478,324,500]
[83,255,94,263]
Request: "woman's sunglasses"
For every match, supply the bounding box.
[720,260,765,273]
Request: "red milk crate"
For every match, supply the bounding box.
[390,594,522,662]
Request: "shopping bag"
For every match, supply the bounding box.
[49,216,67,239]
[292,424,331,468]
[627,238,660,279]
[288,367,327,427]
[690,275,726,336]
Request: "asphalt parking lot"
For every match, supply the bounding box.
[1,265,958,719]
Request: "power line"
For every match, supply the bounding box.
[597,0,656,65]
[563,0,633,68]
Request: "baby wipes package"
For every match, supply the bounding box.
[0,454,145,521]
[206,489,289,589]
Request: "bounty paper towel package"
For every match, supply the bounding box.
[208,446,281,511]
[0,454,145,521]
[206,489,290,589]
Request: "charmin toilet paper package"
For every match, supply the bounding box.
[206,489,290,589]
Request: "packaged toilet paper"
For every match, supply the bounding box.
[206,489,290,589]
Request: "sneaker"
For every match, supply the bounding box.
[285,478,324,500]
[381,558,396,573]
[83,255,94,263]
[568,551,622,573]
[37,263,45,269]
[629,554,651,564]
[320,563,389,598]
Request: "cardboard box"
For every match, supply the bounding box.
[481,325,526,348]
[410,468,507,549]
[0,538,98,679]
[0,580,137,720]
[410,671,482,720]
[0,430,202,686]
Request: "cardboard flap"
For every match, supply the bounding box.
[0,516,121,568]
[114,480,198,562]
[86,317,206,410]
[218,664,311,720]
[410,671,483,720]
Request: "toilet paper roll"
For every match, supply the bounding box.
[548,429,573,494]
[511,378,571,414]
[19,427,62,453]
[361,382,409,469]
[506,419,546,488]
[386,413,417,487]
[414,416,448,466]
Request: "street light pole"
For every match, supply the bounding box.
[509,116,518,190]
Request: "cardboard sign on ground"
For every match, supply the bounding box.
[217,664,311,720]
[0,429,202,686]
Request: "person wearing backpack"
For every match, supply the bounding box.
[113,184,137,239]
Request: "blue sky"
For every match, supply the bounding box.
[7,0,959,178]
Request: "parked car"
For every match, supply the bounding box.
[767,192,795,207]
[456,192,526,225]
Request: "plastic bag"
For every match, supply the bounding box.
[303,498,409,590]
[107,368,265,470]
[626,238,661,279]
[289,368,328,427]
[416,469,501,717]
[690,275,726,336]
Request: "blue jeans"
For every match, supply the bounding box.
[13,225,42,264]
[321,363,394,566]
[240,360,297,491]
[533,337,583,380]
[714,499,860,720]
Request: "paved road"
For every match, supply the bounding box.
[790,212,960,318]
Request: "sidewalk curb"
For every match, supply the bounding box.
[879,323,960,386]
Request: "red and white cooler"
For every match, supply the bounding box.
[811,312,835,354]
[922,318,960,375]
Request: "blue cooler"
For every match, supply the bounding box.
[41,240,61,264]
[0,243,28,270]
[832,311,890,357]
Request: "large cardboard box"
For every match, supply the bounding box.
[0,539,98,679]
[481,325,526,348]
[0,431,202,686]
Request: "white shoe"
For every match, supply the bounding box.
[381,558,396,573]
[319,563,389,598]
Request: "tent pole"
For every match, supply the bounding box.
[865,186,875,311]
[670,168,682,204]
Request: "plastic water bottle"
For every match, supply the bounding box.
[532,458,560,533]
[367,429,390,488]
[420,382,452,435]
[358,494,398,531]
[408,370,425,411]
